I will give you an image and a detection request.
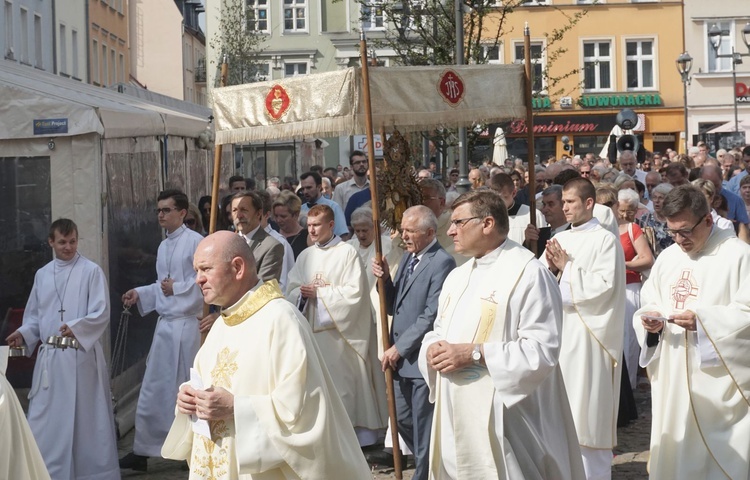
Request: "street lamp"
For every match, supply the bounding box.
[676,51,692,153]
[708,22,750,133]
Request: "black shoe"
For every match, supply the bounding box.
[119,452,148,472]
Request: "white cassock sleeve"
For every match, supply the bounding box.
[234,397,285,474]
[135,282,160,316]
[66,266,111,352]
[18,273,43,350]
[483,263,562,407]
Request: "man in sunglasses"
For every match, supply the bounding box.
[635,184,750,479]
[120,189,204,472]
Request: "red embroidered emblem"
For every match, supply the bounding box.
[437,69,465,106]
[671,269,699,310]
[265,85,291,122]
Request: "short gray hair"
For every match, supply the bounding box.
[652,183,674,197]
[403,205,437,232]
[419,178,446,198]
[542,184,563,201]
[617,188,640,208]
[350,207,374,227]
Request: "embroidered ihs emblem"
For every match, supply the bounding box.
[671,269,699,310]
[211,347,239,389]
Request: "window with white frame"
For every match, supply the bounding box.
[520,0,549,4]
[4,2,13,59]
[706,21,732,72]
[33,13,42,68]
[284,62,307,77]
[625,39,654,90]
[252,62,270,81]
[19,7,28,63]
[362,0,385,30]
[283,0,306,32]
[92,39,99,83]
[514,41,545,93]
[582,40,612,91]
[245,0,268,33]
[482,43,502,64]
[71,30,79,78]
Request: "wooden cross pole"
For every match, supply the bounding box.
[202,54,229,346]
[524,23,537,256]
[359,30,403,479]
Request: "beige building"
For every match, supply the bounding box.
[89,0,129,87]
[684,0,750,147]
[55,0,88,82]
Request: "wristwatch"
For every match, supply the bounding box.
[471,344,483,365]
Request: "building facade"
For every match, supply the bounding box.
[1,0,54,73]
[485,0,687,160]
[88,0,129,87]
[684,0,750,148]
[54,1,88,82]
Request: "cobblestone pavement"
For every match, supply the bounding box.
[118,387,652,479]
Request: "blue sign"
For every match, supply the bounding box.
[33,118,68,135]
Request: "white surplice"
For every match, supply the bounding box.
[162,281,372,479]
[286,239,387,431]
[635,226,750,479]
[419,241,585,480]
[133,225,204,456]
[552,218,625,450]
[17,254,120,479]
[0,347,50,480]
[508,203,547,246]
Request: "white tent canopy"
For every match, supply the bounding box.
[0,59,210,140]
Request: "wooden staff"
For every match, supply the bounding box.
[202,55,229,345]
[524,23,537,255]
[359,31,403,479]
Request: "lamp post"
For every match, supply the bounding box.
[708,22,750,133]
[676,52,692,153]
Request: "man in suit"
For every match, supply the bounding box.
[231,191,284,283]
[373,205,456,480]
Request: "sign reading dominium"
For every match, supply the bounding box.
[437,69,465,106]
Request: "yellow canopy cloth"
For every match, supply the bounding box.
[212,65,526,144]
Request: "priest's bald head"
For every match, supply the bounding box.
[448,190,510,258]
[661,185,713,256]
[194,231,258,308]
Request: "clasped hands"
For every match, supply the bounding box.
[545,238,568,274]
[641,310,697,333]
[177,385,234,421]
[426,341,475,374]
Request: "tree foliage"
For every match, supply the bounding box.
[209,0,267,86]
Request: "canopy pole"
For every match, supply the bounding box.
[203,55,229,345]
[360,30,403,479]
[524,23,537,255]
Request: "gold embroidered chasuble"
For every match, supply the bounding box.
[635,227,750,479]
[162,280,372,479]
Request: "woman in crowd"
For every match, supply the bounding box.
[636,183,674,256]
[184,204,205,236]
[198,195,211,232]
[692,179,735,233]
[272,190,308,259]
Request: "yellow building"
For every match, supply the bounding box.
[484,0,686,160]
[88,0,129,87]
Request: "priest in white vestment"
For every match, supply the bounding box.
[419,190,584,480]
[121,190,204,470]
[162,231,372,479]
[287,204,388,446]
[635,185,750,479]
[6,219,120,479]
[0,346,50,480]
[544,178,626,480]
[488,172,547,247]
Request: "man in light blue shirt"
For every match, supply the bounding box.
[726,146,750,195]
[299,171,350,239]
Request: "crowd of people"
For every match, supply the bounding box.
[3,143,750,480]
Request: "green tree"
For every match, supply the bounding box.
[209,0,267,86]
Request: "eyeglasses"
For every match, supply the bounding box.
[450,216,481,228]
[666,217,704,238]
[155,207,177,215]
[184,219,196,226]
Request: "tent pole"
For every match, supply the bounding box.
[203,55,229,345]
[524,23,537,255]
[359,30,403,479]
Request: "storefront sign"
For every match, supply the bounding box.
[506,116,615,135]
[532,97,552,109]
[579,93,662,108]
[737,82,750,103]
